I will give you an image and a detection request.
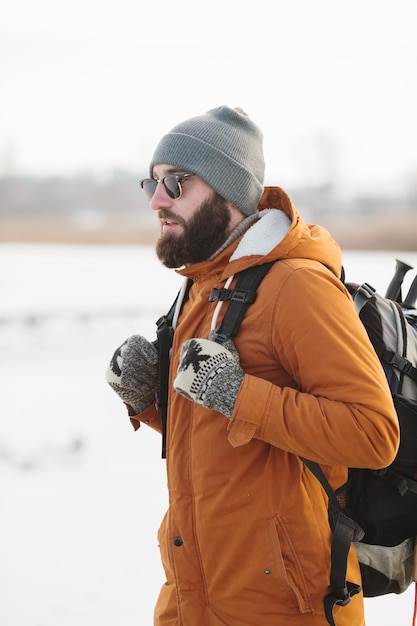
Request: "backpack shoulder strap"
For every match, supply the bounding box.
[210,261,275,344]
[156,279,193,458]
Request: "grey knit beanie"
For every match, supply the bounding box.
[149,106,265,216]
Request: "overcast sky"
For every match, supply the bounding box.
[1,0,416,192]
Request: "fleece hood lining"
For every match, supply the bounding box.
[230,209,292,261]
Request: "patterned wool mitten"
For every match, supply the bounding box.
[173,336,244,418]
[106,335,159,415]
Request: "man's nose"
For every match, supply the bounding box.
[150,181,173,211]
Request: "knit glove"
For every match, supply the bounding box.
[173,334,244,418]
[106,335,159,415]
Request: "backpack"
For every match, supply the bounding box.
[156,258,417,626]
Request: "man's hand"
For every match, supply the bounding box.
[174,336,244,418]
[106,335,159,415]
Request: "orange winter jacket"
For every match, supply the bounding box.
[133,187,399,626]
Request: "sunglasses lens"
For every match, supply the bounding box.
[163,176,181,199]
[140,175,184,199]
[140,179,158,199]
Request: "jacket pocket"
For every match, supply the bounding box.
[267,514,314,614]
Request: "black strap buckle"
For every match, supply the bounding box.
[209,287,256,304]
[324,582,362,626]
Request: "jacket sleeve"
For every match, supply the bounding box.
[227,264,400,469]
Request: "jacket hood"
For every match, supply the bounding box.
[228,186,342,277]
[178,186,342,282]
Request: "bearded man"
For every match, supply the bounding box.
[106,106,399,626]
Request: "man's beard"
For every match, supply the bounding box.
[156,193,232,268]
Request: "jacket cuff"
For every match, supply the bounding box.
[227,374,271,447]
[127,402,162,433]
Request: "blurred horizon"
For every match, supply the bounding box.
[1,167,416,250]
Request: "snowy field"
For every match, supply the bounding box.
[1,243,416,626]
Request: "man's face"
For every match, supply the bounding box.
[149,165,243,268]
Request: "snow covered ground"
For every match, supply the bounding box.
[1,243,416,626]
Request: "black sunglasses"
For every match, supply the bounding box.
[139,173,195,200]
